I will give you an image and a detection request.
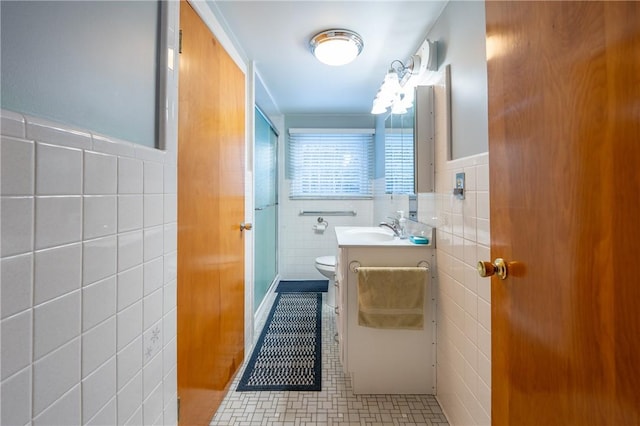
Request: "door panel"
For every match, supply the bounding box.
[487,2,640,424]
[177,1,246,424]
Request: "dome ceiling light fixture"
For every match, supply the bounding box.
[309,29,364,66]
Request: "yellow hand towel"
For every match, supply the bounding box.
[357,267,426,330]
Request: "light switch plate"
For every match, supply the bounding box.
[454,172,465,200]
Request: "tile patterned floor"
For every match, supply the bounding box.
[211,296,449,426]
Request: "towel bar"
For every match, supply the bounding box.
[349,260,430,273]
[299,210,357,216]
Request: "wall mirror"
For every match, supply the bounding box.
[384,85,435,195]
[384,109,415,195]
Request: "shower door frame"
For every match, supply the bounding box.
[253,106,279,314]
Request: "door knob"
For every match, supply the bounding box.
[240,222,253,231]
[477,258,508,280]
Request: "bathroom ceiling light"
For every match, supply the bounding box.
[371,39,438,115]
[310,29,364,66]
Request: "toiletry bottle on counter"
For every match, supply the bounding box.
[397,211,408,239]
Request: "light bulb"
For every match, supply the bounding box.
[313,39,359,66]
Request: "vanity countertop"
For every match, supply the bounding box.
[335,226,434,248]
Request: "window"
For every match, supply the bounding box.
[385,131,415,194]
[288,129,374,199]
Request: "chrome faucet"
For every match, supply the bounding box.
[379,220,401,237]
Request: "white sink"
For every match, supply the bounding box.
[341,227,395,242]
[335,226,432,248]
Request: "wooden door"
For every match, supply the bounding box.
[486,2,640,424]
[177,2,246,424]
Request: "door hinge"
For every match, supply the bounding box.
[177,396,180,421]
[179,29,183,54]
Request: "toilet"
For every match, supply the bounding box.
[315,255,336,307]
[315,255,336,279]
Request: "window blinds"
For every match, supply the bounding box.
[384,132,415,194]
[288,129,374,199]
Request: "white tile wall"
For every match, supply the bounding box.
[34,243,82,305]
[33,384,81,426]
[118,157,144,194]
[35,196,83,249]
[117,371,143,425]
[82,236,117,285]
[36,143,83,195]
[32,338,81,416]
[33,290,81,359]
[86,397,117,426]
[278,193,374,279]
[1,136,34,195]
[118,195,144,232]
[0,107,177,425]
[1,310,32,379]
[82,316,116,378]
[84,151,118,195]
[82,277,117,331]
[2,368,32,425]
[82,357,117,423]
[83,196,117,239]
[1,253,33,318]
[416,69,491,425]
[2,196,35,256]
[117,336,143,390]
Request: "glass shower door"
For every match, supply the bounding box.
[254,108,278,312]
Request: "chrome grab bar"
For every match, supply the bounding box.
[299,210,356,216]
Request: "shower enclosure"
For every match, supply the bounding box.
[254,107,278,312]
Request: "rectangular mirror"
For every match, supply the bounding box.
[384,85,435,194]
[384,109,415,194]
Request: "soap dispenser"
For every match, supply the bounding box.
[397,211,408,239]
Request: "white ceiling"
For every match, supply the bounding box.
[208,1,448,115]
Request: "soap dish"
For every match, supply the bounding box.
[409,235,429,245]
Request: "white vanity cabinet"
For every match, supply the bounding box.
[334,227,436,395]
